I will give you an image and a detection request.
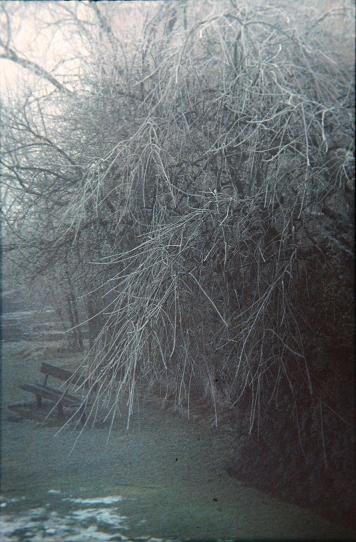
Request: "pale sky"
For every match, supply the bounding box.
[0,1,157,99]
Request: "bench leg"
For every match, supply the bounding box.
[78,405,86,425]
[57,403,64,417]
[35,394,42,408]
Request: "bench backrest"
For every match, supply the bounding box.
[40,362,88,389]
[41,363,73,382]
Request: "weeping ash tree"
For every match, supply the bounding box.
[71,0,354,447]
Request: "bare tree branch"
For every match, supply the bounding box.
[0,42,73,94]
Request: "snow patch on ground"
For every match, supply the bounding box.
[70,507,128,529]
[65,495,124,506]
[0,507,129,542]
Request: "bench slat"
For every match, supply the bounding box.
[41,363,74,382]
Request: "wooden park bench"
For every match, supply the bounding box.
[19,362,88,423]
